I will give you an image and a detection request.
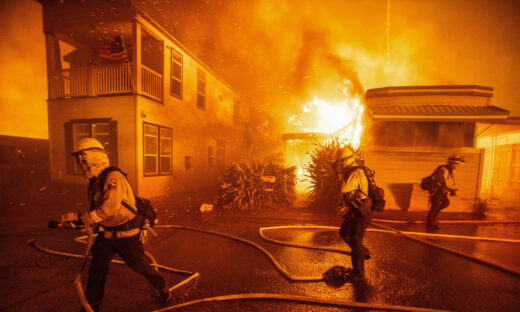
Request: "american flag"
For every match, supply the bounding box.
[94,36,129,62]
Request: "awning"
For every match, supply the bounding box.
[367,104,510,121]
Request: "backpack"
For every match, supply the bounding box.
[420,165,444,191]
[349,166,386,212]
[98,167,158,229]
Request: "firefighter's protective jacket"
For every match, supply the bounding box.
[341,168,368,199]
[431,166,456,194]
[340,168,371,216]
[81,165,138,238]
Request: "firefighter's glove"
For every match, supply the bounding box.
[60,212,84,229]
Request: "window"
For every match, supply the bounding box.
[216,140,225,169]
[170,47,183,99]
[511,144,520,184]
[197,68,206,110]
[208,146,214,167]
[144,123,172,176]
[185,156,192,170]
[233,99,240,124]
[64,118,118,175]
[415,122,439,146]
[373,122,415,146]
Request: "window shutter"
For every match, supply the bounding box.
[64,122,73,174]
[109,120,118,166]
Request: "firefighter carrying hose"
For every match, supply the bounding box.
[335,147,372,282]
[60,138,171,311]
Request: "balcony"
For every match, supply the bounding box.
[48,63,163,102]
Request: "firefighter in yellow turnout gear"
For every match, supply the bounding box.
[426,154,464,231]
[336,147,372,282]
[60,138,170,311]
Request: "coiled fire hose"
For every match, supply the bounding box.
[30,220,520,311]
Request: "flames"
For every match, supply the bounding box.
[288,88,365,149]
[285,85,365,192]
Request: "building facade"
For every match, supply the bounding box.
[476,118,520,202]
[42,0,249,197]
[365,85,510,212]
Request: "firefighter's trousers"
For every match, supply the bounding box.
[85,233,166,311]
[339,208,369,277]
[427,190,450,228]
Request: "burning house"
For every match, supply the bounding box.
[40,0,249,197]
[283,85,511,212]
[365,85,510,212]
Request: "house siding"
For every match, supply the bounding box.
[366,148,482,212]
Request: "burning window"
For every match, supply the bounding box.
[143,123,172,176]
[197,68,206,110]
[170,47,183,99]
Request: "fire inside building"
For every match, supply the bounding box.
[283,85,514,212]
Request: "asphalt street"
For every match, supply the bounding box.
[1,185,519,311]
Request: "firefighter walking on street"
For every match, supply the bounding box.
[60,138,170,311]
[426,154,465,231]
[336,147,373,282]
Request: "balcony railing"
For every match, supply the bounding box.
[48,63,163,102]
[141,65,163,102]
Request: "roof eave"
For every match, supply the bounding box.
[370,114,510,122]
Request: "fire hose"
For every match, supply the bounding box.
[31,221,519,311]
[259,223,520,277]
[32,221,199,312]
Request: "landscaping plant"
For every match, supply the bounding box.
[216,159,296,210]
[306,139,360,210]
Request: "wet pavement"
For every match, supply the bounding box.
[1,184,520,311]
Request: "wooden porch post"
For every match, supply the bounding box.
[132,19,142,95]
[44,32,62,98]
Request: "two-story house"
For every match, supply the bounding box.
[41,0,249,197]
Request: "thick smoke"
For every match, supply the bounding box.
[137,0,520,153]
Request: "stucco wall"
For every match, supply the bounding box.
[48,96,136,185]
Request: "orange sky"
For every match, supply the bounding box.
[1,0,519,140]
[0,0,47,139]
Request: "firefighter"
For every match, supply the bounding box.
[60,138,170,311]
[426,154,465,231]
[337,147,372,282]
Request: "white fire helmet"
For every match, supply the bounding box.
[72,138,109,179]
[72,137,106,155]
[339,146,357,167]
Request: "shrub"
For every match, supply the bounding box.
[216,159,296,210]
[473,197,488,219]
[306,139,359,210]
